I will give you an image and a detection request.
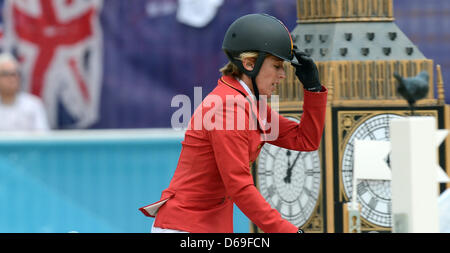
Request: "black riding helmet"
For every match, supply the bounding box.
[222,13,294,100]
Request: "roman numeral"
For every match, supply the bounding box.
[302,187,313,198]
[368,197,378,210]
[267,185,276,197]
[357,183,368,195]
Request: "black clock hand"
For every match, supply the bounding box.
[284,150,292,183]
[290,152,302,170]
[284,152,301,184]
[286,150,291,169]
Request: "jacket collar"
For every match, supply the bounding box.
[219,75,251,98]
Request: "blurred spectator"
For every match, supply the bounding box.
[0,52,49,131]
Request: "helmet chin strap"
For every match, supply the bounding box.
[226,51,266,101]
[251,76,259,101]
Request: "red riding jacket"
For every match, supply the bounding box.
[140,75,327,233]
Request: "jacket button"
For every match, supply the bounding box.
[257,144,261,149]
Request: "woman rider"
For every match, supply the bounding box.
[140,13,327,233]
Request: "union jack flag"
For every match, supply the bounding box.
[2,0,103,128]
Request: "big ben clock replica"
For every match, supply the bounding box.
[252,0,450,233]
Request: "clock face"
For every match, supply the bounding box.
[341,113,403,228]
[257,117,321,228]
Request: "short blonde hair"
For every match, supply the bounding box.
[220,51,259,78]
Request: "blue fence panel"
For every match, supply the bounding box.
[0,131,250,233]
